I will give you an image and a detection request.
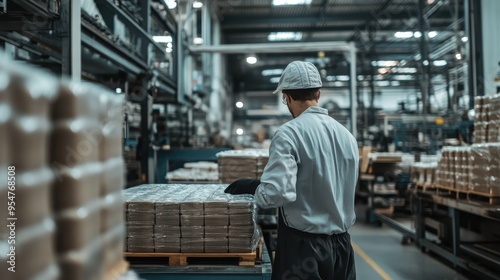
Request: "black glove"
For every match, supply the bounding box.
[224,178,261,195]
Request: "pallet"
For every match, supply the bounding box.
[103,260,129,280]
[434,185,500,205]
[415,182,437,192]
[125,239,263,267]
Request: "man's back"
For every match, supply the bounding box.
[260,106,358,234]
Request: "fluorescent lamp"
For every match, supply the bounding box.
[413,31,422,38]
[262,69,283,76]
[461,36,468,42]
[376,81,390,87]
[333,81,344,87]
[273,0,312,6]
[116,88,122,94]
[166,48,172,53]
[423,60,429,66]
[236,128,244,135]
[372,60,399,67]
[394,31,413,39]
[193,37,203,45]
[236,102,244,108]
[326,76,335,82]
[193,1,203,8]
[167,42,173,48]
[268,32,302,41]
[153,35,172,43]
[270,77,280,83]
[433,60,447,66]
[392,67,417,74]
[336,75,350,81]
[391,81,401,86]
[428,31,438,38]
[164,0,177,9]
[246,56,257,64]
[455,53,462,60]
[393,75,413,81]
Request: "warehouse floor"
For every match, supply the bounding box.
[350,222,469,280]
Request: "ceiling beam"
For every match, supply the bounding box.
[190,41,355,54]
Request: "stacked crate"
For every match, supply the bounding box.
[217,150,269,183]
[469,144,500,195]
[0,56,127,280]
[123,184,259,254]
[435,147,471,191]
[488,95,500,143]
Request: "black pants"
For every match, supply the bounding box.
[272,212,356,280]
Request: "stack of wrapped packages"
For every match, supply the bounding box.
[217,150,269,183]
[435,145,500,196]
[0,55,126,280]
[123,184,260,253]
[474,94,500,144]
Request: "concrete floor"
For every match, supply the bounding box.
[350,222,470,280]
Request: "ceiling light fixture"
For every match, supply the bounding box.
[153,35,172,43]
[461,36,468,42]
[433,60,447,66]
[236,128,244,135]
[272,0,312,6]
[268,32,303,41]
[262,69,283,76]
[270,77,280,83]
[164,0,177,9]
[423,60,429,66]
[428,31,438,38]
[394,31,413,39]
[236,101,244,108]
[336,75,350,81]
[455,53,462,60]
[193,37,203,45]
[193,1,203,8]
[413,31,422,38]
[246,56,257,64]
[372,60,399,67]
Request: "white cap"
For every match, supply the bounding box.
[273,61,322,94]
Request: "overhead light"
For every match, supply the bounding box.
[262,69,283,76]
[376,81,390,87]
[246,56,257,64]
[433,60,447,66]
[392,67,417,73]
[153,35,172,43]
[427,0,435,4]
[270,77,280,83]
[116,88,122,94]
[428,31,438,38]
[326,76,335,82]
[167,42,173,48]
[193,1,203,8]
[414,54,422,60]
[413,31,422,38]
[236,128,244,135]
[391,81,401,86]
[164,0,177,9]
[333,81,344,87]
[272,0,312,6]
[423,60,429,66]
[375,75,385,80]
[455,53,462,60]
[268,32,302,41]
[357,75,365,81]
[166,48,172,53]
[336,75,350,81]
[461,36,468,42]
[394,31,413,39]
[235,101,244,108]
[393,75,414,81]
[372,60,399,67]
[193,37,203,45]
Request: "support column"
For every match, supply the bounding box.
[418,0,430,114]
[481,0,500,96]
[61,0,81,81]
[349,46,357,138]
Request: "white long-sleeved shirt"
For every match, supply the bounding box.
[255,106,358,234]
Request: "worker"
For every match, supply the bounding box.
[225,61,359,280]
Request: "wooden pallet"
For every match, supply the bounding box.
[415,182,437,192]
[125,239,263,266]
[103,260,129,280]
[434,185,500,205]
